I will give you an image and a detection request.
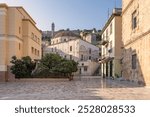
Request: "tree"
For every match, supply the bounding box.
[34,53,78,80]
[11,54,78,79]
[51,59,78,80]
[10,56,36,78]
[40,53,62,69]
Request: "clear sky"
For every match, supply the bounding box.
[0,0,122,31]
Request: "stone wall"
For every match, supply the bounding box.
[122,0,150,86]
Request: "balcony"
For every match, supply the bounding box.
[98,54,114,63]
[101,40,109,46]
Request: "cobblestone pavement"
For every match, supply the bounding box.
[0,78,150,100]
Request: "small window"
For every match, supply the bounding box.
[31,33,34,39]
[64,39,66,42]
[89,48,91,54]
[110,23,112,35]
[132,10,137,29]
[19,43,21,50]
[89,56,91,60]
[132,54,137,69]
[81,55,84,61]
[31,47,34,54]
[70,55,72,60]
[64,55,67,59]
[84,66,88,71]
[70,46,72,51]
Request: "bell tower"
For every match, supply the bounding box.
[51,22,55,38]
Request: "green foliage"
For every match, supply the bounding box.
[10,53,78,79]
[52,59,73,74]
[10,56,36,78]
[34,53,78,78]
[40,53,62,69]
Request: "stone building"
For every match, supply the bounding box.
[80,29,101,46]
[122,0,150,86]
[100,8,122,78]
[0,4,42,81]
[44,30,100,76]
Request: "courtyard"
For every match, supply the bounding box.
[0,77,150,100]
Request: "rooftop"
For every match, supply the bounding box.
[54,30,81,38]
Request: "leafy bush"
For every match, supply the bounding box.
[10,56,36,78]
[33,53,78,79]
[10,54,78,79]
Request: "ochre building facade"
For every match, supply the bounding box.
[0,4,41,81]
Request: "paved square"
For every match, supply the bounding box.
[0,78,150,100]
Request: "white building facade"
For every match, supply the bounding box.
[44,31,100,76]
[100,8,122,78]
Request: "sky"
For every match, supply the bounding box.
[0,0,122,31]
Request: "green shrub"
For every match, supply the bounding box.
[10,56,36,78]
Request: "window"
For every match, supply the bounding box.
[31,47,34,54]
[31,33,34,39]
[64,55,67,59]
[110,23,112,35]
[64,39,66,42]
[19,43,21,50]
[52,48,53,52]
[89,48,91,54]
[70,46,72,51]
[81,55,84,61]
[89,56,91,60]
[84,66,88,71]
[132,10,137,29]
[132,54,137,69]
[70,55,72,60]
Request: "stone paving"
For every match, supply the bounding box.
[0,77,150,100]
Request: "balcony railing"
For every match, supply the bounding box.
[101,40,109,45]
[98,53,114,63]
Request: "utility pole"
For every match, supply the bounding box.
[108,8,110,19]
[114,0,116,8]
